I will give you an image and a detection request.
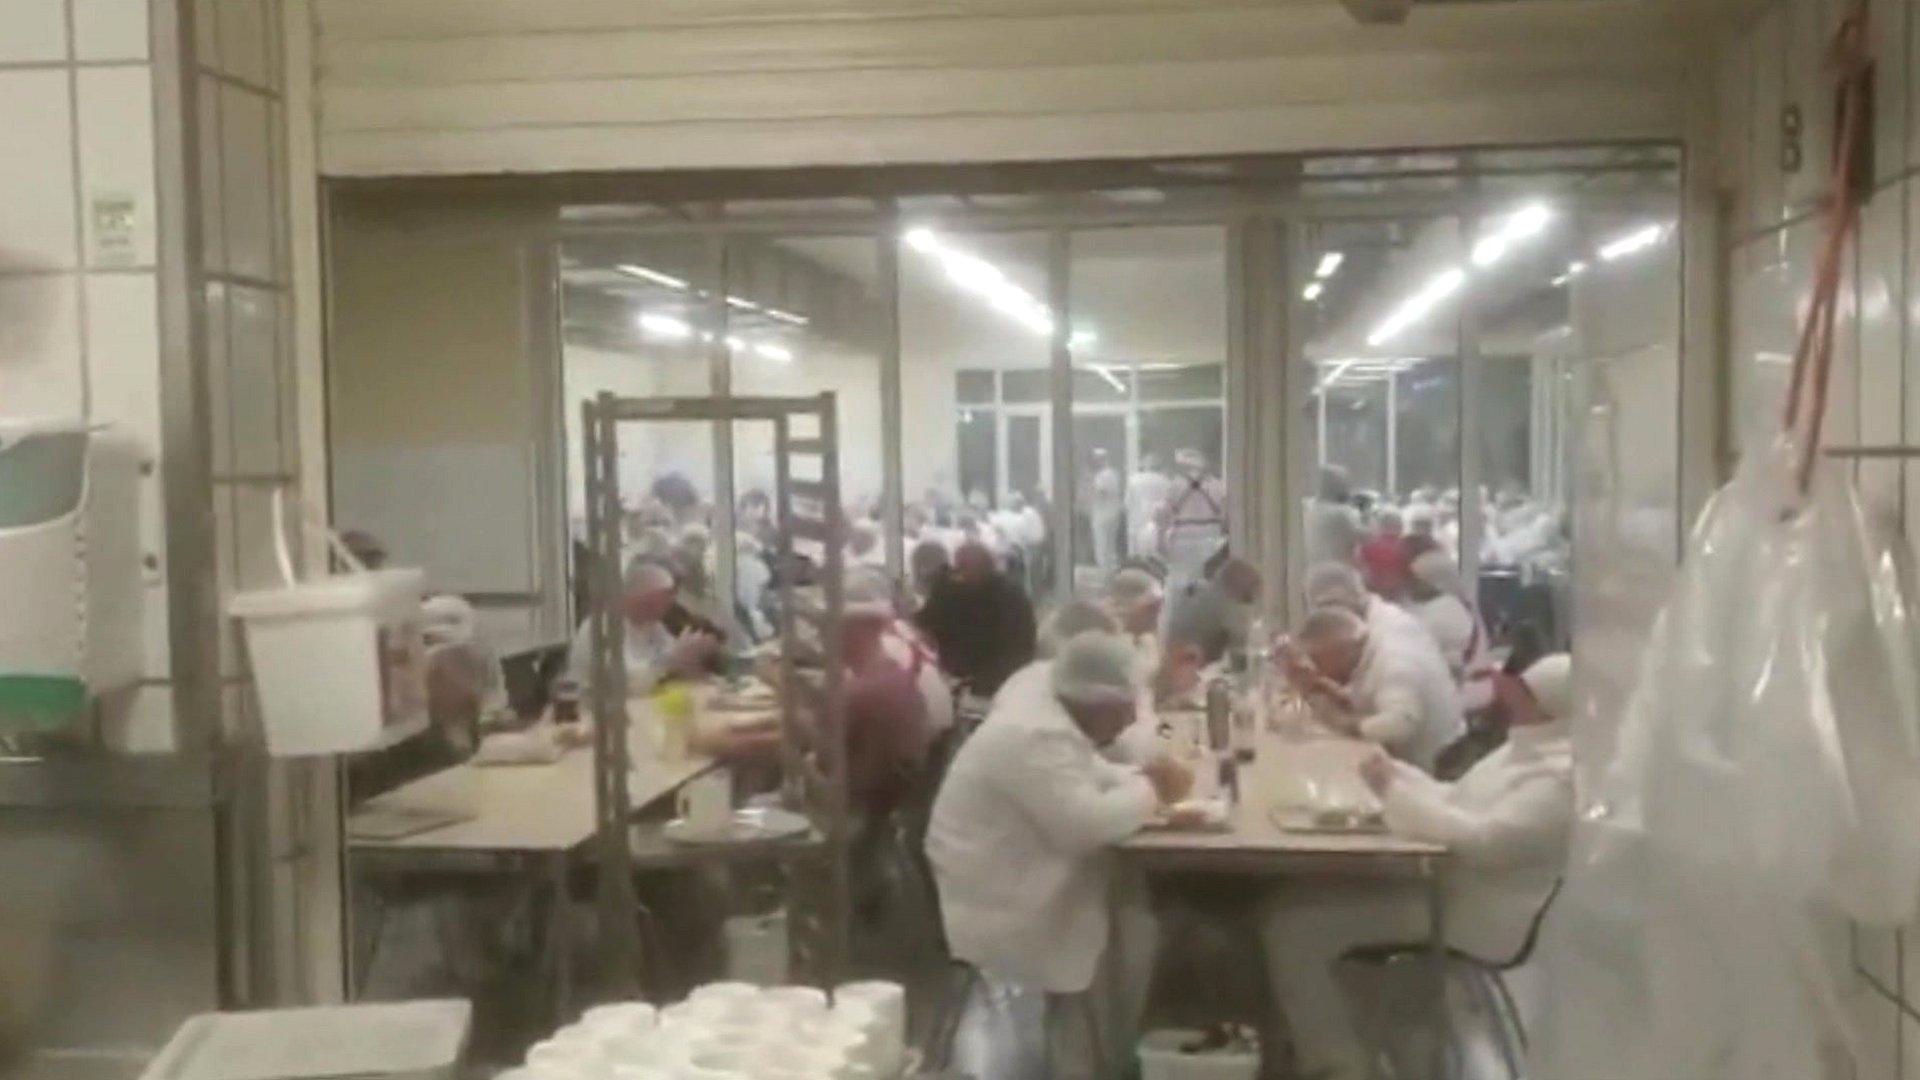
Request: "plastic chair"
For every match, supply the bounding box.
[1339,880,1562,1079]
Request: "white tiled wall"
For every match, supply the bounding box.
[1718,0,1920,1074]
[0,3,172,745]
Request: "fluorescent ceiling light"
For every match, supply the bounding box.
[1303,281,1325,302]
[725,296,761,312]
[1089,364,1126,392]
[1314,252,1345,278]
[1069,329,1098,348]
[618,264,688,290]
[638,312,693,340]
[725,335,745,351]
[1599,223,1666,261]
[755,343,794,363]
[904,225,1073,341]
[1470,202,1552,268]
[763,308,810,326]
[1366,267,1464,347]
[903,226,942,254]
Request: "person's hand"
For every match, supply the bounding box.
[667,630,721,676]
[1141,754,1195,806]
[1162,802,1214,829]
[1359,752,1397,797]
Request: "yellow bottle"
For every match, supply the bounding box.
[652,682,694,761]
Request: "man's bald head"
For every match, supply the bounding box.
[621,557,678,626]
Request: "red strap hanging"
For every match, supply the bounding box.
[1779,0,1874,493]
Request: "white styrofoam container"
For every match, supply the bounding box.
[138,1000,471,1080]
[228,566,427,756]
[1138,1029,1260,1080]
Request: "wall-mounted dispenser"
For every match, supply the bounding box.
[0,419,144,731]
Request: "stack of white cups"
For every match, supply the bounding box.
[506,980,909,1080]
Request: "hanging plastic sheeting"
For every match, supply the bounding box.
[1530,438,1920,1080]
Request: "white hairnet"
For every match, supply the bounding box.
[1521,653,1573,718]
[1050,632,1140,706]
[1107,567,1162,610]
[624,556,676,593]
[1041,599,1120,657]
[1296,605,1366,646]
[1304,562,1366,610]
[421,593,478,648]
[1409,549,1468,600]
[842,567,896,620]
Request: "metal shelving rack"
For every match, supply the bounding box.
[581,391,849,994]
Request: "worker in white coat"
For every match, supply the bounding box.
[1259,654,1575,1080]
[1304,561,1430,654]
[1279,606,1463,772]
[1405,548,1497,711]
[927,633,1195,1078]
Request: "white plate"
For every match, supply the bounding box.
[1269,805,1386,834]
[663,806,812,845]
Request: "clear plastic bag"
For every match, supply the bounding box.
[1531,441,1920,1080]
[950,970,1049,1080]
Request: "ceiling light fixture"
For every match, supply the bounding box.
[725,296,761,312]
[638,312,693,340]
[1470,202,1552,268]
[1315,252,1345,278]
[755,343,794,363]
[1366,267,1465,347]
[763,307,810,326]
[1303,281,1325,302]
[1598,223,1667,261]
[902,225,1075,342]
[618,264,689,290]
[1089,364,1126,393]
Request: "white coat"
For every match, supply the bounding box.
[1347,624,1463,772]
[926,662,1157,993]
[1379,718,1574,961]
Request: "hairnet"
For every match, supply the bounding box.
[624,556,677,593]
[1409,549,1468,600]
[1106,567,1163,610]
[1041,600,1120,657]
[1521,653,1573,718]
[1051,632,1140,706]
[421,593,478,648]
[1303,562,1366,610]
[842,567,897,620]
[1296,605,1366,646]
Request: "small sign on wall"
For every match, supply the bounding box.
[89,191,140,268]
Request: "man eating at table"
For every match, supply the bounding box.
[1259,652,1576,1080]
[567,556,721,696]
[927,632,1194,1078]
[1279,606,1463,772]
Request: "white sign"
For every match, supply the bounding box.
[89,191,139,268]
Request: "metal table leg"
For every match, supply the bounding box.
[546,853,575,1023]
[1427,860,1448,1080]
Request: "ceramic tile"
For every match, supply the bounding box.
[231,482,286,592]
[0,273,83,419]
[1751,7,1789,234]
[0,70,78,271]
[199,75,225,276]
[1857,190,1905,520]
[227,284,284,473]
[76,66,157,270]
[1718,33,1754,223]
[219,83,275,281]
[73,0,150,61]
[1785,0,1836,215]
[1729,234,1796,456]
[111,684,177,755]
[1849,979,1901,1080]
[1870,0,1908,185]
[84,271,161,451]
[217,0,271,88]
[205,280,231,474]
[0,0,69,63]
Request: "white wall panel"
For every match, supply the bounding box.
[313,0,1691,177]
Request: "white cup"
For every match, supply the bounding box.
[584,1002,658,1036]
[676,770,733,832]
[763,984,829,1020]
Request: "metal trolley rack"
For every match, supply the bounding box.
[580,391,850,994]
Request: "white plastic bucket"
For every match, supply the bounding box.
[1138,1029,1259,1080]
[227,492,427,756]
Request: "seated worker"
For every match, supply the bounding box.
[567,556,721,695]
[1356,508,1411,599]
[1405,549,1497,711]
[1107,567,1203,704]
[913,540,1037,696]
[839,574,934,819]
[1279,606,1463,772]
[1260,654,1575,1080]
[927,633,1195,1078]
[1305,560,1431,653]
[1163,556,1262,666]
